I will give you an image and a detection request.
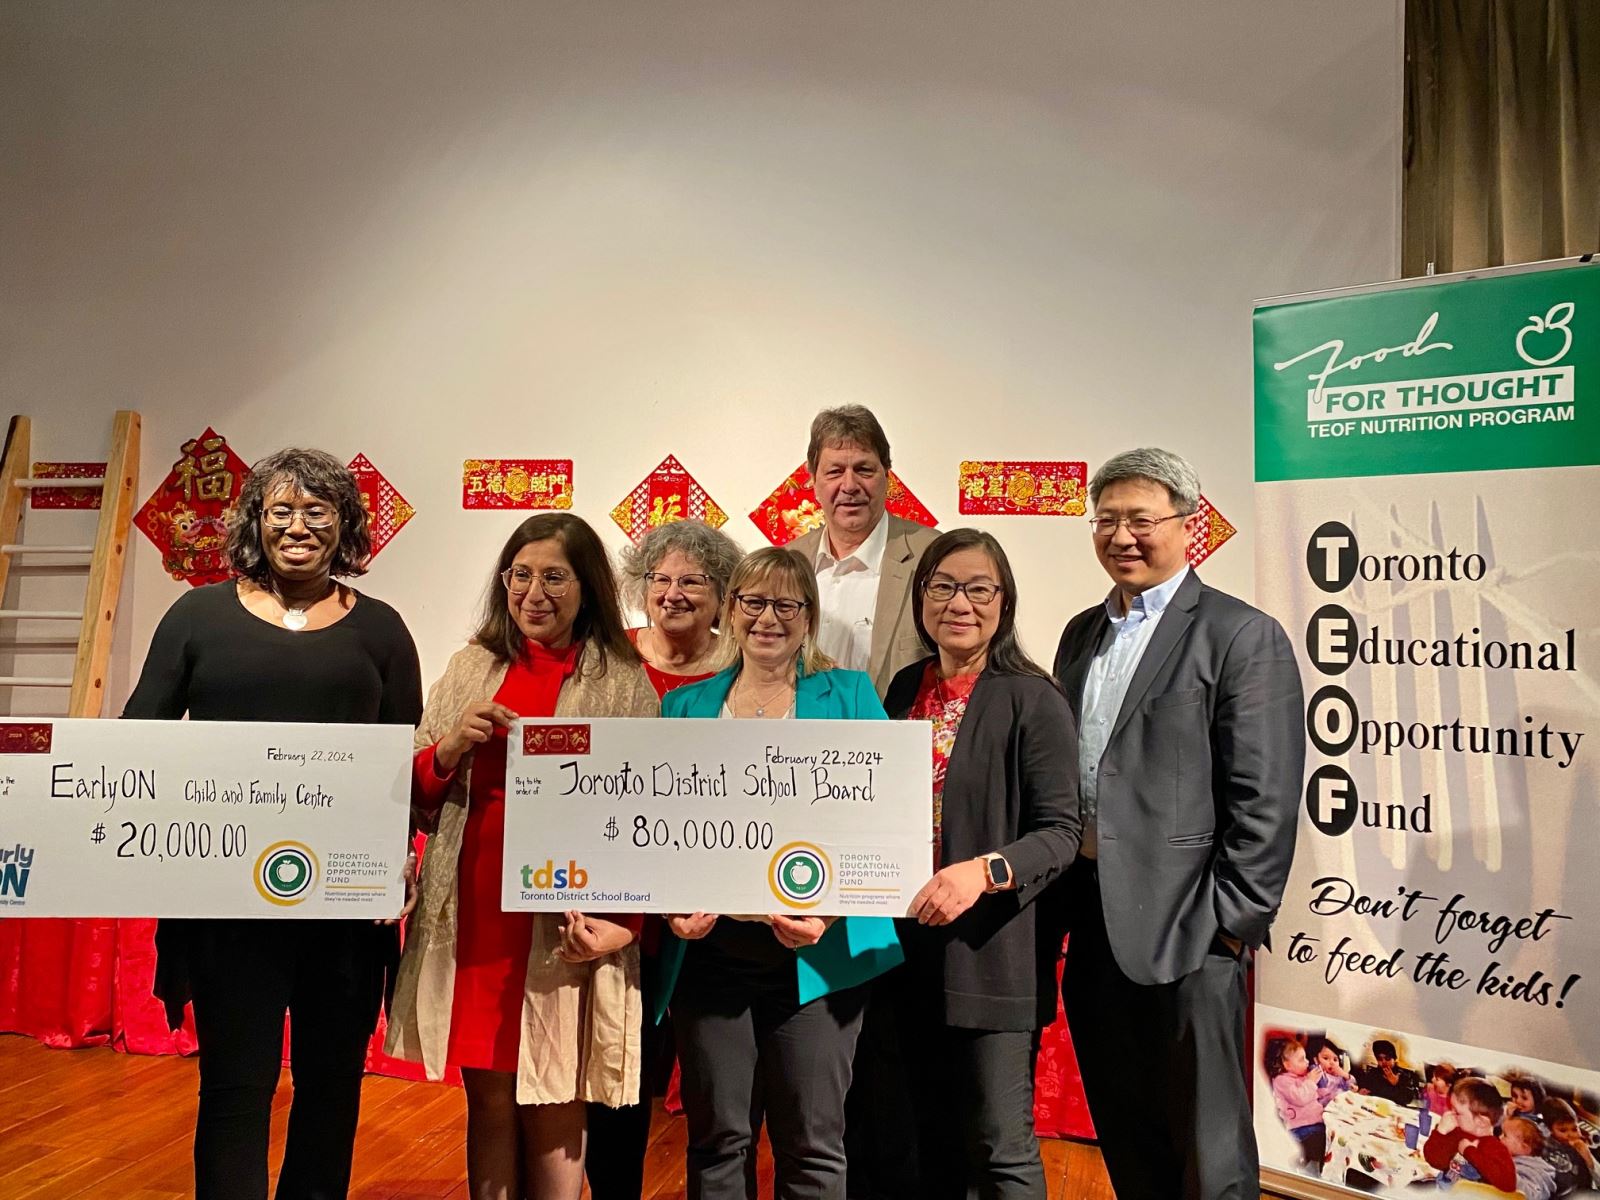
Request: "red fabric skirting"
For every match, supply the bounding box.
[0,919,1089,1138]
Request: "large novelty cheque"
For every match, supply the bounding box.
[503,718,933,916]
[0,719,412,916]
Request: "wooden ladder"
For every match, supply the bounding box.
[0,411,142,717]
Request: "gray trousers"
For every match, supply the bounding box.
[675,957,868,1200]
[1062,859,1257,1200]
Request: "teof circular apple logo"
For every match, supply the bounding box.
[1515,302,1575,367]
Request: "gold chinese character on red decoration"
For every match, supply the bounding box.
[649,495,684,527]
[172,435,236,503]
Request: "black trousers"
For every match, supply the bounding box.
[843,974,917,1200]
[1061,859,1256,1200]
[185,919,387,1200]
[586,946,674,1200]
[674,950,868,1200]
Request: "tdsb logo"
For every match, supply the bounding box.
[254,841,319,906]
[523,724,592,756]
[768,842,831,909]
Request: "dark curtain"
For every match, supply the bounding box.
[1405,0,1599,275]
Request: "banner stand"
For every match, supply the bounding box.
[1252,256,1600,1199]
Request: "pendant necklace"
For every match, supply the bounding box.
[276,581,332,631]
[743,677,793,718]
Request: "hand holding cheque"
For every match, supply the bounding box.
[501,717,932,918]
[0,718,412,917]
[3,716,930,919]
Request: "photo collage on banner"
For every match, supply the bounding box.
[1252,258,1600,1198]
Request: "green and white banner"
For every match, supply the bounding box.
[1252,260,1600,1197]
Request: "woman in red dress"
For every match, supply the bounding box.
[387,513,658,1200]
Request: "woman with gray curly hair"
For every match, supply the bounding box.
[618,519,744,701]
[122,447,422,1200]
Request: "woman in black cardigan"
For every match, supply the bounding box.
[884,527,1081,1199]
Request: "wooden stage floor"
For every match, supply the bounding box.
[0,1033,1281,1198]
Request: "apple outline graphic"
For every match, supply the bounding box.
[1515,301,1575,367]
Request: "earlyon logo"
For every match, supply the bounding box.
[523,723,592,755]
[254,841,319,906]
[522,859,589,889]
[769,842,831,909]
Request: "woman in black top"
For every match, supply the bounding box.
[122,448,422,1200]
[883,528,1080,1200]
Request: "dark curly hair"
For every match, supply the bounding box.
[225,448,371,583]
[472,512,637,676]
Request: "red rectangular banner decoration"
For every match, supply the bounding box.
[462,459,574,510]
[0,723,53,754]
[523,724,592,756]
[750,464,937,547]
[957,460,1088,517]
[133,428,249,586]
[29,462,105,510]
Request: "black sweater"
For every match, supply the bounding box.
[122,581,423,1028]
[122,580,422,726]
[885,659,1081,1030]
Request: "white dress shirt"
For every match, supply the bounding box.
[812,515,890,673]
[1077,566,1189,858]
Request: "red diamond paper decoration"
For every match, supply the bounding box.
[31,462,106,510]
[1186,494,1236,567]
[348,454,415,561]
[750,463,936,547]
[133,427,249,586]
[610,455,728,546]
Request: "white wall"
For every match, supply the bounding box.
[0,0,1402,711]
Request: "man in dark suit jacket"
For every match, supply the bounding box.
[1053,447,1305,1200]
[787,405,938,699]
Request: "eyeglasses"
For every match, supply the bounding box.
[502,567,577,598]
[923,579,1002,605]
[1087,513,1186,538]
[734,594,808,621]
[644,571,713,596]
[263,505,336,530]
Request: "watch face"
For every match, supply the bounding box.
[989,856,1011,887]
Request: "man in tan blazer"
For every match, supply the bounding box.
[787,405,939,699]
[790,405,936,1199]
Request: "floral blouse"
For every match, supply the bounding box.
[907,661,980,869]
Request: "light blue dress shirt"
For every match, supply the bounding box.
[1077,566,1190,857]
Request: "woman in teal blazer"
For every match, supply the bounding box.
[658,547,902,1200]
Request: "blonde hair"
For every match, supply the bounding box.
[1503,1117,1545,1155]
[717,547,836,676]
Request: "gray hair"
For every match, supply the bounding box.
[1089,448,1201,514]
[618,520,744,609]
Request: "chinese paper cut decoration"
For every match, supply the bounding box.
[461,458,574,511]
[610,455,728,546]
[749,464,937,547]
[1186,494,1237,567]
[29,462,106,510]
[347,454,415,560]
[133,428,248,586]
[957,460,1088,517]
